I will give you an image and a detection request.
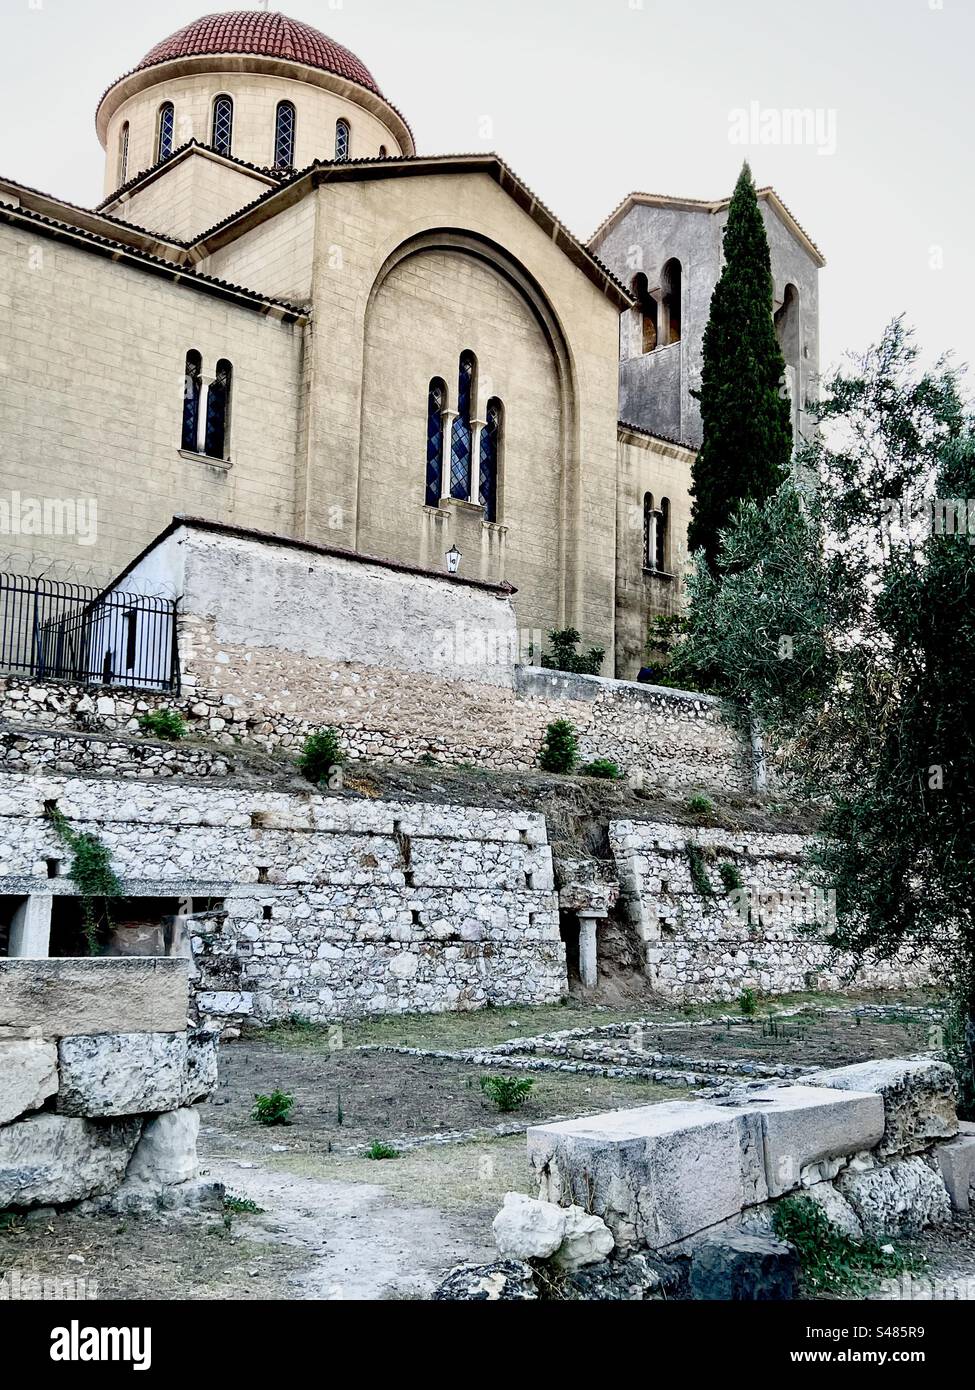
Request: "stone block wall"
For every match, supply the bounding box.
[0,958,218,1213]
[610,820,928,1001]
[528,1059,967,1256]
[0,776,566,1022]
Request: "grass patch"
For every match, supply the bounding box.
[365,1141,401,1160]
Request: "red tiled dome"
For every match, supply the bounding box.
[134,10,382,96]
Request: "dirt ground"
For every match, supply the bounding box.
[0,990,966,1302]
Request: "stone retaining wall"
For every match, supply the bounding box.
[0,776,566,1022]
[610,820,929,1001]
[0,662,752,797]
[0,958,218,1213]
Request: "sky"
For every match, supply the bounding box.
[1,0,972,386]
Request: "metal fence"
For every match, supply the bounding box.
[0,575,180,692]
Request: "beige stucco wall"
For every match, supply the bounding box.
[198,194,318,307]
[0,224,302,585]
[103,69,407,200]
[615,429,696,679]
[357,245,564,645]
[194,168,622,660]
[292,172,621,667]
[106,151,274,242]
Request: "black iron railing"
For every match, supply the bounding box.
[0,575,179,692]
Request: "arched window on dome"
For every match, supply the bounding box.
[378,145,388,159]
[425,378,447,507]
[204,359,233,461]
[274,101,296,169]
[181,350,203,453]
[478,398,503,523]
[157,103,175,162]
[335,119,351,162]
[211,95,234,157]
[449,351,477,501]
[117,122,130,185]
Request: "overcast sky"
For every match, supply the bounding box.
[1,0,972,386]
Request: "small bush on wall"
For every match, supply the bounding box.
[539,719,578,774]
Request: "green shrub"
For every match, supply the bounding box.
[772,1195,917,1296]
[685,841,714,898]
[686,793,715,815]
[251,1090,295,1126]
[719,861,744,892]
[738,987,759,1017]
[366,1140,400,1160]
[223,1193,263,1214]
[298,728,345,785]
[578,757,623,780]
[539,719,578,774]
[541,628,605,676]
[479,1075,534,1113]
[137,709,187,740]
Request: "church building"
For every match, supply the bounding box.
[0,9,823,677]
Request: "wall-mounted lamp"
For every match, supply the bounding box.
[445,544,462,575]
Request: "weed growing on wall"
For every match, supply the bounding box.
[299,728,345,785]
[686,841,715,898]
[772,1196,917,1296]
[539,719,578,774]
[137,709,188,740]
[45,805,122,954]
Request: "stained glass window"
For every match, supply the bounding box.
[204,359,232,460]
[274,102,296,169]
[157,103,175,162]
[450,352,476,500]
[425,379,446,506]
[212,96,234,156]
[335,119,350,162]
[478,398,502,522]
[181,350,202,453]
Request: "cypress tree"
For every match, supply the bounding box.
[687,162,793,567]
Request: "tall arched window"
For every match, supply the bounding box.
[643,493,655,569]
[660,258,682,344]
[117,122,130,185]
[478,398,503,522]
[378,144,388,159]
[212,95,234,156]
[632,273,658,355]
[204,359,232,460]
[657,497,670,572]
[425,378,447,506]
[274,101,296,169]
[181,350,203,453]
[450,352,476,500]
[335,119,351,161]
[157,103,175,162]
